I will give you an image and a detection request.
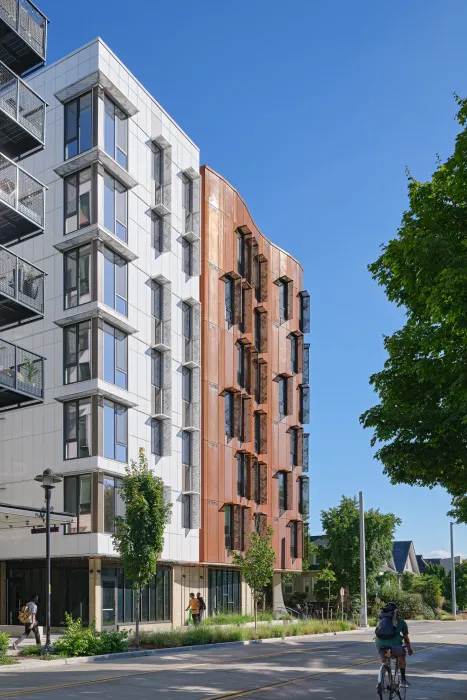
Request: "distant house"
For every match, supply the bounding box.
[392,541,420,581]
[424,556,463,574]
[416,555,428,574]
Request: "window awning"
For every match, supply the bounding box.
[0,503,74,531]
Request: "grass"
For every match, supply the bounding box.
[138,619,356,649]
[0,656,17,665]
[19,646,43,657]
[201,612,274,626]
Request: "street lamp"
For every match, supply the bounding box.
[34,468,62,652]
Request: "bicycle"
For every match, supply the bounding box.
[377,647,407,700]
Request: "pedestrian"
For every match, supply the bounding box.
[186,592,200,625]
[197,592,206,622]
[13,594,41,650]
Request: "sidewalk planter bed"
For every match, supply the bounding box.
[202,612,274,626]
[0,631,16,665]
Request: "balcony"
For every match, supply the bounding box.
[0,0,48,76]
[0,59,45,158]
[0,338,43,411]
[0,244,44,328]
[0,152,44,245]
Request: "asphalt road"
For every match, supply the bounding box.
[0,620,466,699]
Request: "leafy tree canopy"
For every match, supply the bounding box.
[360,97,467,522]
[444,560,467,609]
[319,496,400,596]
[232,526,276,628]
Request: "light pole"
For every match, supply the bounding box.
[34,468,62,652]
[450,522,457,620]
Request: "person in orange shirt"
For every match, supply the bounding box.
[186,592,200,625]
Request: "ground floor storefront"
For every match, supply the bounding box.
[0,559,267,631]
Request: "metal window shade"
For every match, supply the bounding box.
[243,507,252,550]
[259,309,268,353]
[296,520,304,558]
[259,412,267,454]
[242,284,252,332]
[233,391,242,439]
[259,462,268,505]
[286,471,294,511]
[286,376,294,416]
[259,258,268,302]
[297,334,304,375]
[232,504,242,550]
[242,396,252,442]
[287,280,294,320]
[233,276,242,325]
[259,360,268,403]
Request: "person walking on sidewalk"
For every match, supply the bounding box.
[197,592,206,622]
[13,595,41,650]
[186,592,200,625]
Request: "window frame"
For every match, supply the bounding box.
[104,95,128,169]
[278,471,287,512]
[103,246,128,316]
[103,322,128,389]
[64,397,91,460]
[224,505,234,549]
[151,417,163,456]
[278,280,288,323]
[63,320,91,385]
[182,429,192,466]
[225,277,234,324]
[225,391,234,438]
[64,167,92,235]
[237,453,245,498]
[278,377,287,419]
[64,92,93,160]
[64,473,92,535]
[103,399,128,463]
[104,171,128,243]
[182,238,193,276]
[290,335,298,374]
[103,474,124,534]
[64,244,92,310]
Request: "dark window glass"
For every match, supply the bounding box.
[64,474,92,534]
[182,430,192,466]
[290,335,298,374]
[182,238,192,275]
[290,429,298,466]
[153,282,162,321]
[151,418,162,456]
[104,247,127,316]
[104,96,128,168]
[64,92,92,159]
[237,343,244,388]
[64,321,91,384]
[279,280,288,323]
[225,392,234,438]
[237,231,244,276]
[225,278,234,323]
[290,521,297,558]
[153,214,163,252]
[64,168,91,234]
[104,400,128,462]
[182,367,192,403]
[104,476,124,534]
[237,453,245,497]
[114,568,170,622]
[278,472,286,512]
[182,302,192,339]
[254,412,260,453]
[64,398,91,459]
[64,245,91,309]
[104,172,127,242]
[278,378,286,419]
[153,350,162,388]
[104,323,128,389]
[254,310,261,350]
[224,505,233,549]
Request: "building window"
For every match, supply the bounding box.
[182,302,192,339]
[182,430,192,466]
[253,360,260,404]
[290,428,297,466]
[278,377,287,419]
[182,173,193,212]
[152,350,163,388]
[64,398,91,459]
[64,92,92,159]
[153,214,163,252]
[182,366,192,403]
[237,343,244,388]
[104,323,128,389]
[182,238,192,275]
[154,145,162,189]
[253,461,260,503]
[237,453,245,497]
[225,391,234,438]
[151,418,162,456]
[104,247,127,316]
[254,512,261,533]
[224,505,233,549]
[254,255,260,301]
[225,277,234,324]
[299,291,310,333]
[299,477,309,516]
[254,412,260,453]
[64,474,92,534]
[153,282,162,321]
[237,231,244,277]
[64,245,91,309]
[64,320,91,384]
[64,168,92,234]
[278,472,287,512]
[278,280,288,323]
[254,309,261,350]
[103,475,125,534]
[290,521,297,559]
[290,335,298,374]
[104,96,128,168]
[104,400,128,462]
[104,172,127,242]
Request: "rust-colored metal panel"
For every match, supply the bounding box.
[286,471,294,511]
[296,520,304,559]
[243,507,252,549]
[258,512,268,538]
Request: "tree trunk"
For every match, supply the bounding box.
[135,588,141,649]
[254,597,257,630]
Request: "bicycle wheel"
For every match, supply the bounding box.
[378,664,392,699]
[395,668,406,700]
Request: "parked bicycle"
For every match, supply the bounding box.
[377,646,407,700]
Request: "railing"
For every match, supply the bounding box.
[0,338,43,397]
[0,152,44,226]
[0,244,44,313]
[0,59,45,143]
[0,0,47,61]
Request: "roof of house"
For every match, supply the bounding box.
[392,541,419,575]
[416,555,427,574]
[310,535,328,547]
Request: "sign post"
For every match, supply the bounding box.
[340,587,345,621]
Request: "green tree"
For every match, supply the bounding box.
[360,96,467,523]
[444,561,467,610]
[232,526,276,629]
[425,563,447,581]
[112,448,171,647]
[319,496,401,599]
[316,567,337,619]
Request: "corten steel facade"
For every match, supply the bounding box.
[200,165,310,577]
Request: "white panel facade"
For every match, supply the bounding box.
[0,39,201,564]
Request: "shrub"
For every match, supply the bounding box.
[419,603,436,620]
[19,645,42,657]
[0,632,9,655]
[202,612,273,626]
[379,587,425,619]
[54,614,128,658]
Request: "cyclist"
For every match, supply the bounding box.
[375,602,413,688]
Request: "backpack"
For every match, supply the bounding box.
[18,604,31,624]
[375,611,397,640]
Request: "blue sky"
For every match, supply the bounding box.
[39,0,467,558]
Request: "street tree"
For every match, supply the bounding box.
[112,448,171,647]
[360,96,467,522]
[232,526,276,629]
[319,496,400,598]
[444,561,467,610]
[316,567,337,619]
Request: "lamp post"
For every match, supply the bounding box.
[34,468,62,652]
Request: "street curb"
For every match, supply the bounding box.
[1,628,367,671]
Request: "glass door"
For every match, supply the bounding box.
[102,578,116,628]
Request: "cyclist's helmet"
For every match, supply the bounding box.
[382,602,398,613]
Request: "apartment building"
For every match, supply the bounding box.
[200,166,310,615]
[0,36,202,629]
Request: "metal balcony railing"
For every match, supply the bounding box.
[0,59,45,157]
[0,0,47,73]
[0,338,43,409]
[0,243,44,327]
[0,151,44,245]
